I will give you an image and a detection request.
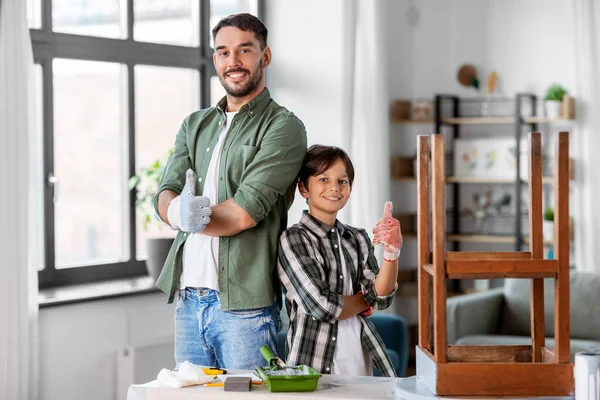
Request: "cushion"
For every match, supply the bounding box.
[501,272,600,340]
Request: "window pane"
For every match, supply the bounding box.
[209,0,259,48]
[27,0,41,29]
[53,59,127,268]
[134,0,199,46]
[53,0,125,39]
[32,64,45,271]
[134,65,199,258]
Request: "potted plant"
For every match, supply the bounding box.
[129,148,175,281]
[544,84,567,119]
[543,206,554,242]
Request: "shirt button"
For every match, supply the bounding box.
[332,337,336,341]
[206,147,211,152]
[331,228,335,233]
[218,121,222,125]
[250,111,253,115]
[312,317,316,321]
[334,244,338,248]
[325,367,330,372]
[340,275,343,279]
[198,177,203,183]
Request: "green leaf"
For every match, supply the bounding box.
[545,84,567,101]
[143,214,151,230]
[128,175,140,190]
[129,147,174,231]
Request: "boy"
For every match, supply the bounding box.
[277,145,402,377]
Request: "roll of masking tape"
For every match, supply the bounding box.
[575,351,600,400]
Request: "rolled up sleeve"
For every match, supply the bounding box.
[358,229,397,310]
[233,114,307,223]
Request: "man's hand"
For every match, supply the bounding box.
[180,169,212,233]
[372,201,403,262]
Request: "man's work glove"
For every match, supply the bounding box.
[180,169,212,233]
[372,201,403,262]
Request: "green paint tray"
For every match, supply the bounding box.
[255,345,322,392]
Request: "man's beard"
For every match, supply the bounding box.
[220,60,264,98]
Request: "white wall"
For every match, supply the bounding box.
[266,0,351,223]
[266,0,347,147]
[39,293,174,400]
[388,0,576,98]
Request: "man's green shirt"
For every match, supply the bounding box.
[152,88,307,310]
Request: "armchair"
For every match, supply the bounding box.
[446,271,600,360]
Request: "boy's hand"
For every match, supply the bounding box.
[372,201,402,262]
[357,291,373,317]
[180,169,212,233]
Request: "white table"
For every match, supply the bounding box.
[127,374,574,400]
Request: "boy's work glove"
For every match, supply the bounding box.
[372,201,403,262]
[180,169,212,233]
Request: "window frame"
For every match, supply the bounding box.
[34,0,264,289]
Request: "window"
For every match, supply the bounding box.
[134,0,199,46]
[134,65,200,258]
[53,59,126,268]
[31,0,262,288]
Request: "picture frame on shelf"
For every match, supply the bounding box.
[453,137,518,179]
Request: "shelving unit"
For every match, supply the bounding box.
[392,96,575,250]
[392,175,556,185]
[434,93,574,251]
[395,119,434,125]
[441,116,513,125]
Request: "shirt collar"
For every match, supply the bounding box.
[216,87,271,115]
[299,210,350,239]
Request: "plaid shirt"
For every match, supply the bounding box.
[277,211,397,377]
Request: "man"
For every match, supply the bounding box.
[152,13,307,370]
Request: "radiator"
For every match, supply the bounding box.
[116,339,174,400]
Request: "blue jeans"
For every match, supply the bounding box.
[174,288,282,369]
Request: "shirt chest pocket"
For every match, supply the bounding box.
[227,144,258,186]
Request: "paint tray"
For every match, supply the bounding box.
[255,345,321,392]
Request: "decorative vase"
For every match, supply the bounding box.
[542,220,554,242]
[146,237,175,281]
[545,100,561,119]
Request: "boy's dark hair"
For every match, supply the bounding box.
[299,145,355,190]
[212,13,268,49]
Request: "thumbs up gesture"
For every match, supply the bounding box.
[372,201,403,262]
[180,169,212,233]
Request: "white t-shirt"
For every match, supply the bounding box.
[169,111,237,290]
[332,231,372,376]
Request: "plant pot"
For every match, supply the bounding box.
[543,220,554,243]
[545,100,561,119]
[146,237,175,282]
